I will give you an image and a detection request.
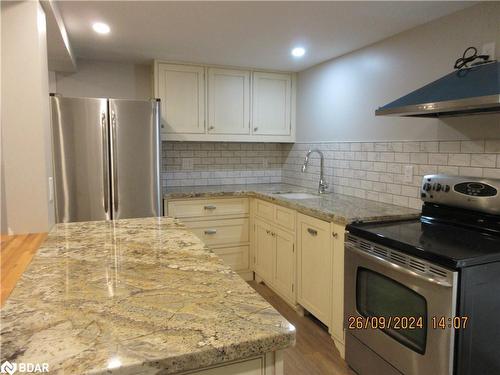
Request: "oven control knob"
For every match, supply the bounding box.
[436,183,442,192]
[423,183,431,191]
[444,185,450,192]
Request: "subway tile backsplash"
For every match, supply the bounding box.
[162,140,500,210]
[282,140,500,210]
[162,142,283,187]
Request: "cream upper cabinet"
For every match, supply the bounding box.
[208,68,250,135]
[155,63,205,134]
[154,61,295,142]
[252,72,291,136]
[297,213,332,326]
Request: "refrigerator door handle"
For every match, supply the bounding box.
[111,110,119,213]
[101,112,110,217]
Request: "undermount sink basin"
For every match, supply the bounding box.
[273,192,319,200]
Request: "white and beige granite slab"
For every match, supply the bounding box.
[164,183,420,225]
[0,217,295,374]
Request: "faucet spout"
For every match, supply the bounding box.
[301,149,328,194]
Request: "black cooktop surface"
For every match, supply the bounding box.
[347,218,500,269]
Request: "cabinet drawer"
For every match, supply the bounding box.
[254,199,295,232]
[168,198,249,218]
[213,245,249,272]
[254,199,274,222]
[188,218,249,246]
[275,205,295,231]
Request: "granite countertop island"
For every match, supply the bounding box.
[164,183,420,224]
[0,217,295,374]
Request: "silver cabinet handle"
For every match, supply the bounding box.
[101,113,110,217]
[307,228,318,236]
[204,205,216,210]
[111,111,119,213]
[204,229,217,235]
[332,232,338,239]
[209,126,215,130]
[254,127,258,132]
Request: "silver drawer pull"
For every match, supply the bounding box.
[307,228,318,236]
[204,205,217,210]
[204,229,217,235]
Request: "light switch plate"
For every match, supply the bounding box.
[48,177,54,202]
[403,165,414,183]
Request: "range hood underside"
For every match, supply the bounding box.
[375,94,500,117]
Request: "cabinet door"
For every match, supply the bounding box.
[330,223,346,348]
[252,72,291,136]
[208,68,250,135]
[273,227,295,303]
[212,245,249,272]
[157,64,205,134]
[297,213,332,326]
[254,219,274,283]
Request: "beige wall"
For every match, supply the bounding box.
[55,59,152,99]
[296,2,500,143]
[1,1,55,234]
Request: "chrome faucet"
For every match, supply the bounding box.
[301,149,329,194]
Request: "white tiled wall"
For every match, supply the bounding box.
[162,142,283,187]
[162,140,500,210]
[282,140,500,209]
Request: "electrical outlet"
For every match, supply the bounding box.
[403,165,414,184]
[182,158,194,170]
[482,42,496,60]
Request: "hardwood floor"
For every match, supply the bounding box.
[248,281,355,375]
[0,233,47,306]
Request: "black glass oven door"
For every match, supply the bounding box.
[356,267,427,354]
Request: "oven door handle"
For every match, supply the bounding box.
[346,244,454,288]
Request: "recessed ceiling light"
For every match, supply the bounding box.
[92,22,110,34]
[291,47,306,58]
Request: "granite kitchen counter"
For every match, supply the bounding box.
[164,183,420,224]
[0,217,295,374]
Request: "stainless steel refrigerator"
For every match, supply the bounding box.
[50,95,162,223]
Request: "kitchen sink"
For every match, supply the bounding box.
[273,192,319,200]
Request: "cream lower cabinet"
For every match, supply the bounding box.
[254,219,275,282]
[253,199,296,306]
[253,218,295,305]
[330,223,346,358]
[167,196,347,357]
[165,197,252,280]
[296,213,332,327]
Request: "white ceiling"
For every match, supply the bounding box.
[58,1,475,72]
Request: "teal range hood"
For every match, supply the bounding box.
[376,61,500,117]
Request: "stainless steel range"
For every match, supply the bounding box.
[345,175,500,375]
